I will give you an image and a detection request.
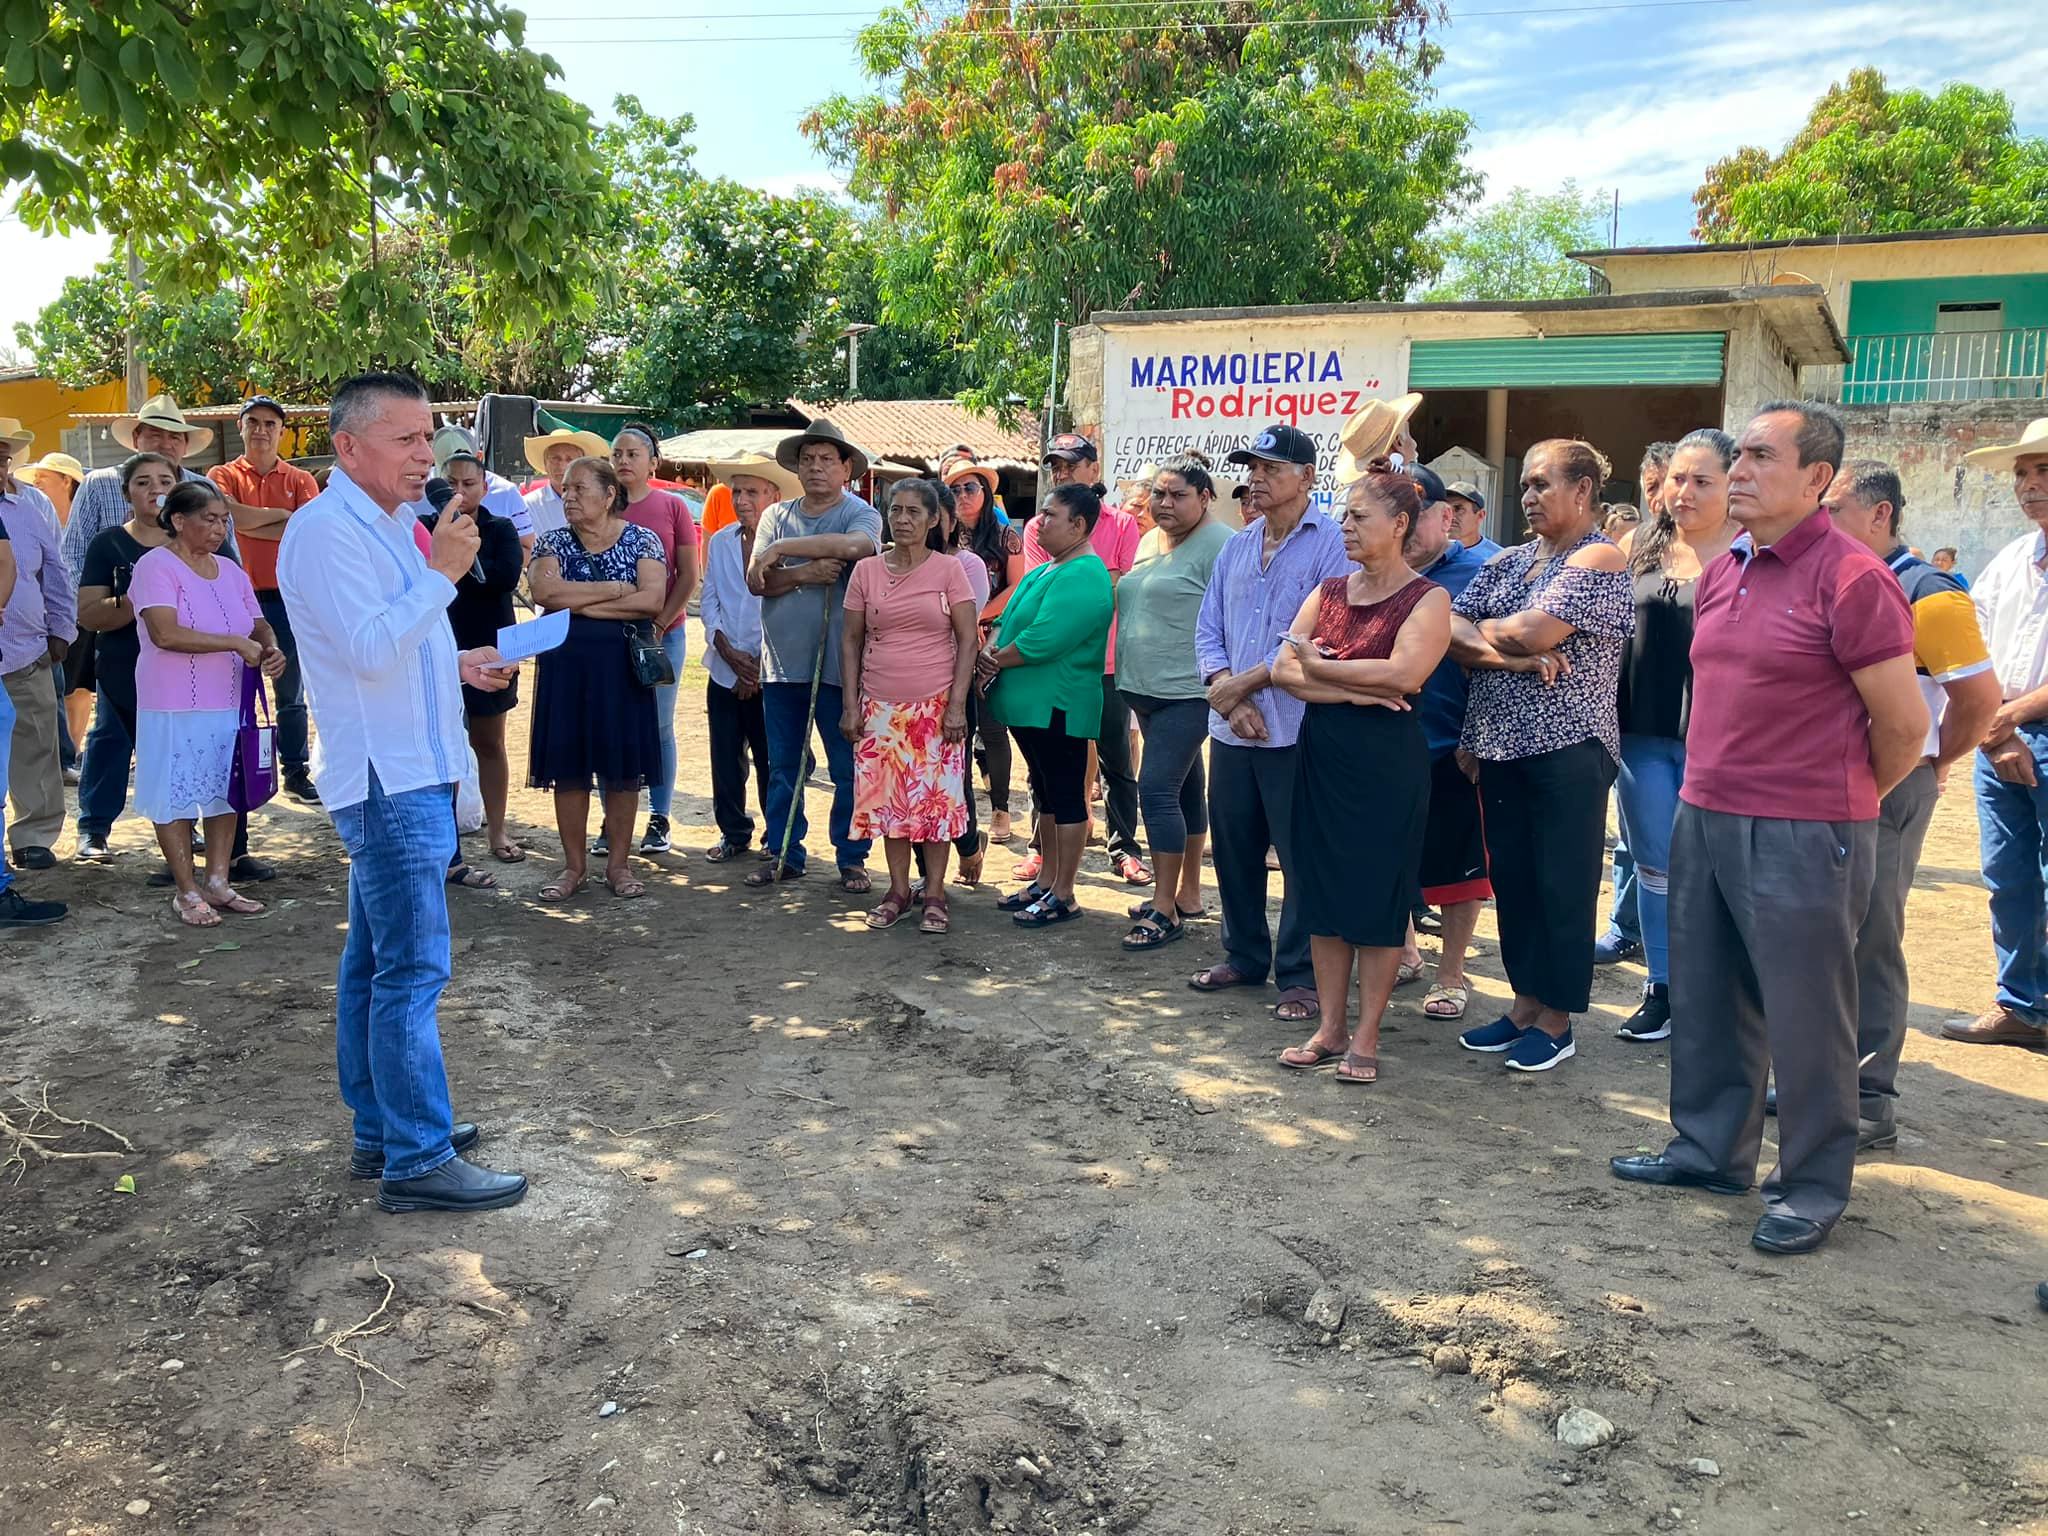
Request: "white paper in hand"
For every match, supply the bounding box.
[494,607,571,666]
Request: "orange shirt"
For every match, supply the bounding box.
[701,482,736,538]
[209,456,320,592]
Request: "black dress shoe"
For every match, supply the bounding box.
[12,845,56,870]
[229,854,276,883]
[2036,1280,2048,1312]
[1752,1213,1830,1255]
[378,1154,526,1213]
[1609,1154,1749,1195]
[1764,1086,1777,1117]
[350,1122,480,1179]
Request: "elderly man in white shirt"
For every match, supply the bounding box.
[700,453,786,860]
[1953,416,2048,1051]
[278,371,525,1214]
[520,419,608,545]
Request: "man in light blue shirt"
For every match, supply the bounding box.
[1190,424,1353,1021]
[280,371,525,1215]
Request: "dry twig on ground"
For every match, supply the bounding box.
[0,1082,135,1183]
[281,1258,404,1455]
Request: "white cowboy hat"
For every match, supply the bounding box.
[110,393,214,454]
[1964,417,2048,473]
[708,451,800,499]
[0,417,33,451]
[523,408,610,475]
[1334,391,1423,484]
[20,451,85,485]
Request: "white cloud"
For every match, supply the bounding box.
[1450,0,2046,218]
[0,217,111,352]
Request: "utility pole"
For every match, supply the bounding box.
[124,238,147,411]
[840,322,876,398]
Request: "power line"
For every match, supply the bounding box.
[528,0,1767,43]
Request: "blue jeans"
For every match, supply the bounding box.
[77,686,136,838]
[0,679,14,896]
[1605,813,1641,944]
[1615,733,1686,985]
[257,590,310,772]
[1976,726,2048,1025]
[648,626,689,818]
[762,679,868,874]
[328,767,458,1182]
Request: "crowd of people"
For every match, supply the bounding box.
[4,375,2047,1268]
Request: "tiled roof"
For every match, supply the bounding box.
[790,398,1041,469]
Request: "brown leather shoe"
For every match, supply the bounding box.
[1941,1007,2048,1046]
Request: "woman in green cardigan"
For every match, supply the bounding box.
[979,482,1114,925]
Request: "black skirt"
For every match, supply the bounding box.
[526,616,660,791]
[1290,700,1430,947]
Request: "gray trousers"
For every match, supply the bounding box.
[1855,763,1939,1128]
[1663,803,1877,1227]
[4,657,66,852]
[1208,739,1313,992]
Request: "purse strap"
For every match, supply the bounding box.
[241,655,273,727]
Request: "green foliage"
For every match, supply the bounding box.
[805,0,1474,413]
[1424,183,1607,302]
[802,225,972,403]
[2,0,611,379]
[1695,69,2048,240]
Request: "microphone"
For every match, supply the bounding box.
[424,477,487,585]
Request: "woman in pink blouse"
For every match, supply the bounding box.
[131,482,286,927]
[839,479,979,932]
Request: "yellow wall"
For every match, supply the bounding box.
[1593,233,2048,329]
[0,374,129,458]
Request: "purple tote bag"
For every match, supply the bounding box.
[228,663,278,814]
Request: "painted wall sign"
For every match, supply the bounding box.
[1099,320,1411,502]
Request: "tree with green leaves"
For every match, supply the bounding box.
[3,0,611,379]
[1423,183,1606,302]
[805,0,1474,413]
[1694,70,2048,241]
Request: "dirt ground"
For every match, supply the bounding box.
[6,626,2048,1536]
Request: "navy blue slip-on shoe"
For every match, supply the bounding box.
[1504,1026,1575,1073]
[1459,1016,1527,1053]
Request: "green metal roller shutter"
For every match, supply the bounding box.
[1408,332,1726,388]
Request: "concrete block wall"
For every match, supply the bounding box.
[1836,400,2042,579]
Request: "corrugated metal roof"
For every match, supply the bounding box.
[658,427,791,462]
[789,398,1041,470]
[1408,332,1727,388]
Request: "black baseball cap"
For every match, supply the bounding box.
[239,395,287,421]
[1044,432,1098,463]
[1445,479,1485,512]
[1409,462,1449,506]
[1226,424,1317,467]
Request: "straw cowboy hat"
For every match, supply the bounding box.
[943,460,1001,497]
[708,450,800,500]
[523,408,610,475]
[1334,391,1423,484]
[1965,417,2048,473]
[110,393,214,454]
[0,417,33,451]
[777,417,872,480]
[20,451,85,485]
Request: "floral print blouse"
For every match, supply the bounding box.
[1451,530,1636,765]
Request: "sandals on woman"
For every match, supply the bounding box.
[995,883,1049,912]
[866,892,911,929]
[1423,983,1470,1019]
[490,841,529,864]
[743,862,804,888]
[540,873,587,901]
[172,891,222,928]
[837,866,873,894]
[1013,894,1079,927]
[1335,1053,1379,1085]
[703,839,749,863]
[1394,959,1426,987]
[1278,1039,1346,1070]
[202,881,264,915]
[1121,912,1183,950]
[447,862,498,890]
[1275,986,1321,1022]
[919,898,951,934]
[1128,898,1205,922]
[606,872,646,900]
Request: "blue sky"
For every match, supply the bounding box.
[4,0,2044,347]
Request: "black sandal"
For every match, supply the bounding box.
[703,839,750,862]
[1121,912,1184,950]
[1014,895,1080,927]
[1127,898,1205,921]
[743,862,805,887]
[996,883,1050,912]
[446,862,497,890]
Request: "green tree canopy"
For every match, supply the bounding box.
[1694,69,2048,241]
[805,0,1474,412]
[1423,183,1606,302]
[3,0,611,379]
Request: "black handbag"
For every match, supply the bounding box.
[624,620,674,688]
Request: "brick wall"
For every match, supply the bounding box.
[1837,400,2042,578]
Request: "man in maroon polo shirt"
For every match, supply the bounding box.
[1611,400,1928,1256]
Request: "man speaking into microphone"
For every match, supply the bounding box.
[280,373,528,1213]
